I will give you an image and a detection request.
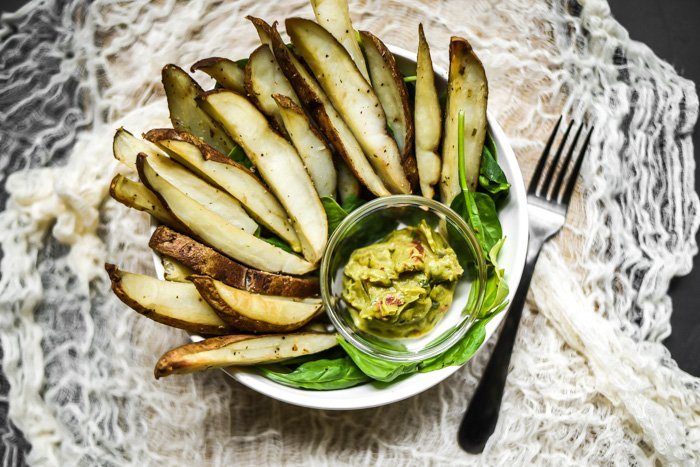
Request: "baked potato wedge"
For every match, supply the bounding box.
[115,129,258,233]
[440,37,488,203]
[244,45,300,132]
[113,127,164,171]
[273,94,337,198]
[246,15,272,47]
[269,23,389,197]
[144,128,301,251]
[109,174,185,231]
[105,264,231,335]
[310,0,369,80]
[149,226,320,297]
[198,90,328,263]
[137,154,316,275]
[161,255,194,282]
[414,24,442,199]
[154,332,339,378]
[360,30,418,189]
[162,64,235,155]
[286,18,410,194]
[190,57,245,93]
[190,275,323,332]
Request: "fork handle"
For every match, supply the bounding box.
[457,235,542,453]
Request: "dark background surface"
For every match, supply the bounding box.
[0,0,697,368]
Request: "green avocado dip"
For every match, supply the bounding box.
[342,220,464,338]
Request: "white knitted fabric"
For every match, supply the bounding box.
[1,0,698,465]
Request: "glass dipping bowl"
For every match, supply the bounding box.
[320,195,487,363]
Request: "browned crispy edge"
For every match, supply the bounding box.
[359,30,418,191]
[190,56,231,73]
[143,127,253,171]
[154,333,255,378]
[104,263,231,336]
[245,15,273,42]
[149,225,320,298]
[190,275,321,333]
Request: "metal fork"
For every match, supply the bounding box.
[457,117,594,454]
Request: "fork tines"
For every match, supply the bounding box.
[528,117,594,206]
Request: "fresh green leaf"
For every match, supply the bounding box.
[402,75,417,82]
[258,357,370,390]
[262,236,294,253]
[478,145,510,203]
[478,238,510,317]
[341,194,366,213]
[227,145,254,169]
[321,196,349,234]
[235,58,248,67]
[450,191,502,255]
[338,337,420,382]
[418,313,497,372]
[253,226,262,238]
[485,130,498,160]
[386,124,395,138]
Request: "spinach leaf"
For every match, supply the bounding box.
[418,313,497,372]
[341,194,366,213]
[478,238,510,317]
[235,58,249,68]
[485,130,498,161]
[227,145,254,169]
[321,196,349,234]
[478,145,510,203]
[259,357,370,390]
[262,236,294,253]
[338,337,420,382]
[450,190,502,255]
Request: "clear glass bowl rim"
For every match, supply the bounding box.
[319,194,488,363]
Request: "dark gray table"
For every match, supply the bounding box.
[0,1,698,464]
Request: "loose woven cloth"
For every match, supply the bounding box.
[1,0,699,465]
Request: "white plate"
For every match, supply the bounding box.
[152,46,528,410]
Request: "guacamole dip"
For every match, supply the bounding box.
[342,220,463,338]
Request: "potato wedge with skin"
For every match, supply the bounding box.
[154,332,338,378]
[360,30,418,190]
[144,129,301,251]
[162,64,235,155]
[115,129,258,233]
[137,154,316,275]
[246,15,272,47]
[310,0,369,81]
[109,174,186,231]
[245,45,300,132]
[161,256,194,282]
[149,226,320,298]
[273,94,337,198]
[286,18,411,194]
[269,24,390,197]
[336,158,361,202]
[198,90,328,263]
[190,57,245,93]
[440,37,488,203]
[105,264,231,335]
[190,275,323,333]
[113,127,164,171]
[414,24,442,199]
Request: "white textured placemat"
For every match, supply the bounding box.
[1,0,698,465]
